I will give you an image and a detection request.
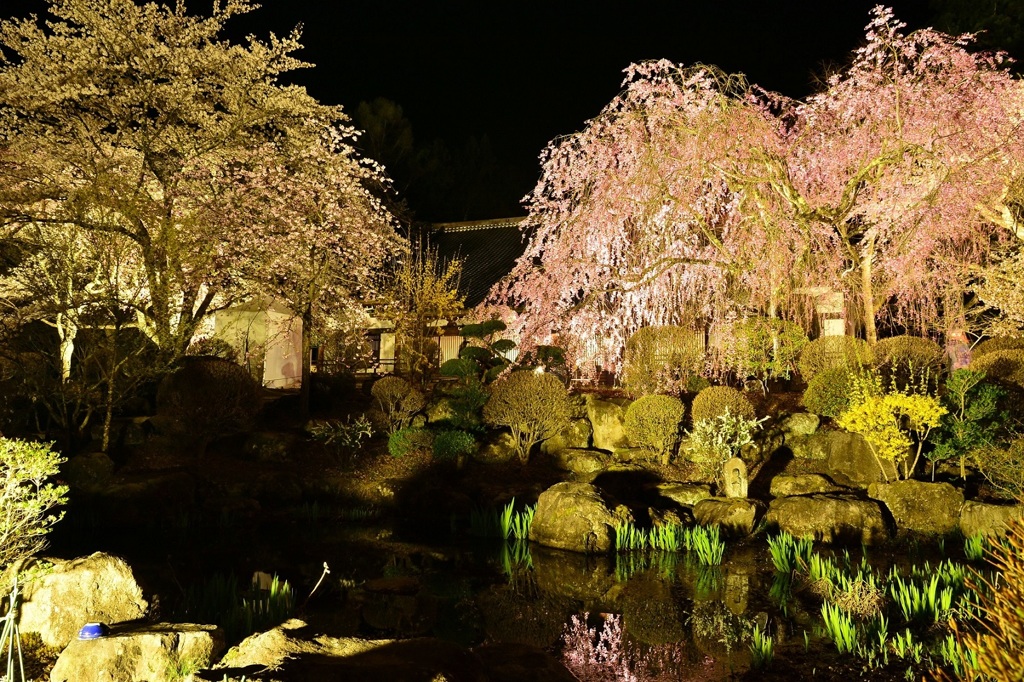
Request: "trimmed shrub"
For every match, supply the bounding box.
[432,429,478,461]
[802,366,855,418]
[483,371,572,464]
[711,317,808,384]
[371,376,426,434]
[872,335,947,390]
[620,326,705,397]
[798,336,873,381]
[690,386,756,425]
[624,395,686,464]
[186,336,239,363]
[970,349,1024,390]
[388,427,433,458]
[973,336,1024,359]
[156,357,262,445]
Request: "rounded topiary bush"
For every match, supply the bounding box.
[873,335,947,389]
[483,370,572,464]
[371,375,426,434]
[690,386,755,425]
[802,366,855,418]
[432,429,478,461]
[970,349,1024,390]
[388,427,433,458]
[624,395,686,464]
[798,336,874,382]
[711,317,808,382]
[156,357,261,444]
[620,325,705,397]
[973,336,1024,359]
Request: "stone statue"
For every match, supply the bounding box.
[723,457,748,498]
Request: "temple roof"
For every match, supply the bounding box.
[430,217,530,307]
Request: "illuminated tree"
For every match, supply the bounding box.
[771,8,1024,342]
[0,0,357,359]
[498,61,816,370]
[496,8,1024,367]
[214,128,399,417]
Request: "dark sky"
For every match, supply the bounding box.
[3,0,1004,220]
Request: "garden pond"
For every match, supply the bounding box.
[48,501,981,681]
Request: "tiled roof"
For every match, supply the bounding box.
[431,217,530,307]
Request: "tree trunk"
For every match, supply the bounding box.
[860,247,878,345]
[300,310,312,420]
[55,312,77,383]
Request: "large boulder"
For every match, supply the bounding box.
[553,449,609,478]
[529,482,617,553]
[50,623,223,682]
[781,413,820,438]
[19,553,148,650]
[786,432,830,461]
[824,431,898,487]
[540,419,593,456]
[960,501,1024,538]
[765,495,890,545]
[584,396,630,452]
[656,483,712,507]
[532,546,616,601]
[692,498,764,536]
[215,619,487,682]
[474,432,518,464]
[868,480,964,535]
[769,474,842,498]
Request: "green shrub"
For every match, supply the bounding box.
[387,427,433,458]
[685,408,765,481]
[156,357,262,445]
[482,371,572,464]
[929,369,1006,478]
[802,367,855,418]
[432,429,478,461]
[712,317,808,385]
[798,336,874,382]
[0,438,68,571]
[308,415,373,455]
[969,349,1024,389]
[624,395,686,464]
[872,335,947,390]
[186,336,239,363]
[370,376,426,434]
[620,326,705,397]
[973,437,1024,499]
[972,336,1024,359]
[690,386,755,425]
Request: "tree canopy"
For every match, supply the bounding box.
[0,0,396,360]
[496,7,1024,370]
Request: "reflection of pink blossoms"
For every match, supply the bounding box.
[560,613,714,682]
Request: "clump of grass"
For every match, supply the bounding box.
[821,601,858,654]
[175,573,295,645]
[888,573,954,625]
[750,623,774,669]
[691,525,725,566]
[767,531,814,574]
[964,533,986,562]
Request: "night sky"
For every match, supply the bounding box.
[5,0,1018,220]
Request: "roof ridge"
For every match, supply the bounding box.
[433,216,527,233]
